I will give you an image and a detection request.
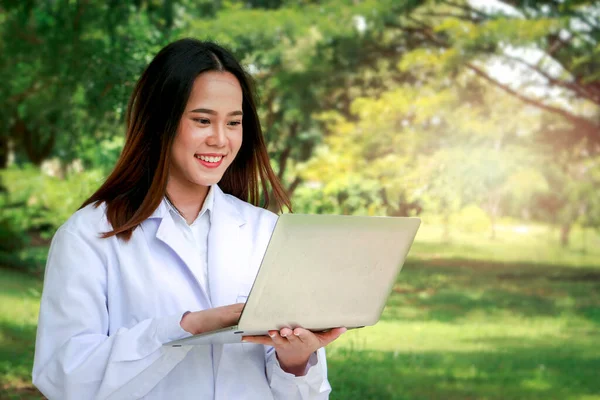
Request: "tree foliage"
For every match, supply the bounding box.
[0,0,178,167]
[0,0,598,247]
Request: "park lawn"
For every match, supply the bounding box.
[327,259,600,399]
[410,221,600,268]
[0,268,43,400]
[1,224,599,399]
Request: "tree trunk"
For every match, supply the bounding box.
[443,212,450,242]
[490,212,497,240]
[560,223,571,247]
[0,135,8,168]
[486,193,500,240]
[266,177,302,213]
[13,117,56,166]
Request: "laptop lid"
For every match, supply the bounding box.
[237,214,420,333]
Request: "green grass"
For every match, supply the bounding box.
[0,269,42,399]
[411,222,600,268]
[1,223,600,399]
[328,260,600,399]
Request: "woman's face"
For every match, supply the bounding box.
[168,71,243,192]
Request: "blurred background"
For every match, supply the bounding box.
[1,0,599,399]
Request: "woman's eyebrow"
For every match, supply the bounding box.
[190,108,243,116]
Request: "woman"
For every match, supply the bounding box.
[32,38,345,400]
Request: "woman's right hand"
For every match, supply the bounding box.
[180,303,245,335]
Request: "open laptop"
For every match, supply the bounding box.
[165,213,421,347]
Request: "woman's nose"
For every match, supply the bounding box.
[208,125,227,147]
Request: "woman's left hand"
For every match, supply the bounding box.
[242,327,347,376]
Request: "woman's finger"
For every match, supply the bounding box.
[246,327,347,348]
[268,330,288,346]
[225,303,245,313]
[221,303,245,325]
[313,327,347,346]
[279,328,294,339]
[292,327,312,344]
[242,335,273,345]
[280,327,300,344]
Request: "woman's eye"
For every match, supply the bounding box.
[228,120,242,126]
[194,118,210,125]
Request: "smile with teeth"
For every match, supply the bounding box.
[195,155,223,163]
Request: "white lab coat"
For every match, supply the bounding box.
[33,184,331,399]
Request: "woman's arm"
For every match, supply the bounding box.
[33,227,192,400]
[245,327,346,399]
[265,346,331,400]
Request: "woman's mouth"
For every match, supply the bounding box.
[194,154,224,169]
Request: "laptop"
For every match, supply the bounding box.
[165,213,421,347]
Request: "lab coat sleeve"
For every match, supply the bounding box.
[265,346,332,399]
[32,227,193,400]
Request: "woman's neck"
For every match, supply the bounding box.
[165,180,210,225]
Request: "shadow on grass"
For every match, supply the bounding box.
[0,386,45,400]
[328,336,600,400]
[403,257,600,273]
[385,259,600,326]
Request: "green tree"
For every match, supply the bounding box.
[398,0,600,151]
[0,1,180,169]
[182,0,424,206]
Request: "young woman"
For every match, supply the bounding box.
[32,38,345,400]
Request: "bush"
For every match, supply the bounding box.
[0,212,28,253]
[1,165,105,237]
[454,204,492,234]
[292,177,386,216]
[0,165,105,274]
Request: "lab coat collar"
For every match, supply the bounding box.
[148,184,243,226]
[164,184,216,225]
[210,184,246,227]
[151,184,249,308]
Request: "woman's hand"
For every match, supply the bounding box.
[180,303,244,335]
[241,327,347,376]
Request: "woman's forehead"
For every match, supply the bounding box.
[186,71,243,109]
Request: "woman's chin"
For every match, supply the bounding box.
[189,176,222,188]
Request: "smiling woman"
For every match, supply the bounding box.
[31,39,344,400]
[79,39,289,239]
[167,71,244,224]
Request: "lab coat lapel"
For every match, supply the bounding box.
[207,185,249,308]
[155,206,212,308]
